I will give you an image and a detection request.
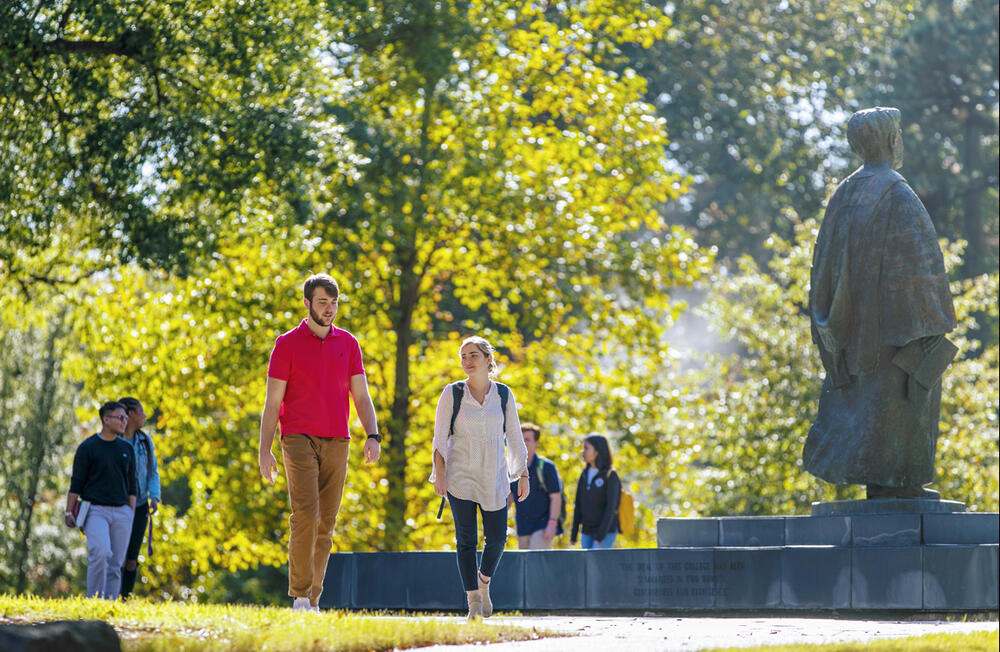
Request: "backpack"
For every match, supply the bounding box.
[618,487,636,536]
[608,469,636,536]
[449,381,510,437]
[533,454,567,533]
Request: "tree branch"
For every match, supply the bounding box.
[57,0,76,36]
[37,26,154,59]
[25,268,103,289]
[22,60,67,123]
[41,37,135,57]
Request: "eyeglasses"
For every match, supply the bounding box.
[106,414,128,421]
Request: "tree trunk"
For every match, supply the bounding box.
[382,74,439,550]
[960,116,987,277]
[384,272,419,550]
[13,320,62,593]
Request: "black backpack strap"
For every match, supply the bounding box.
[533,454,549,492]
[140,430,154,474]
[448,382,465,438]
[452,381,510,436]
[495,382,510,434]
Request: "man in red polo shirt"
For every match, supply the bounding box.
[258,273,381,611]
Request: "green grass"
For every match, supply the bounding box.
[702,629,998,652]
[0,594,564,652]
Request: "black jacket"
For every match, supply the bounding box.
[571,467,620,542]
[69,434,137,506]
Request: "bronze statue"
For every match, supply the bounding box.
[803,107,957,500]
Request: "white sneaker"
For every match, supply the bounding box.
[292,597,311,611]
[310,605,320,613]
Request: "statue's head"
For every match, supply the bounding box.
[847,107,903,168]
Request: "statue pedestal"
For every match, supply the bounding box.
[812,498,966,516]
[654,511,998,611]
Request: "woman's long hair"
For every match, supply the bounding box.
[585,435,613,475]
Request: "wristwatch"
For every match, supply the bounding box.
[366,433,382,443]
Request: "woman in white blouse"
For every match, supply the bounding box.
[431,336,529,620]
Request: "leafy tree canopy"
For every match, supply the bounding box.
[1,0,326,281]
[629,0,998,275]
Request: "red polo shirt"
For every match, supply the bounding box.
[266,320,366,438]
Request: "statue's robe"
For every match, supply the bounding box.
[804,162,957,487]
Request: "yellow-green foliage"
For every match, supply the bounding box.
[37,0,708,597]
[702,629,998,652]
[0,594,561,652]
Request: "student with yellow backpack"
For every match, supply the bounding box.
[570,435,633,548]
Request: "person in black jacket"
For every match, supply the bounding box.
[570,435,620,549]
[64,401,137,598]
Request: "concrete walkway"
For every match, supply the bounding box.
[411,615,999,651]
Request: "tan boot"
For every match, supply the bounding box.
[478,572,493,618]
[466,591,483,621]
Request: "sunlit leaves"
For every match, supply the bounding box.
[312,0,710,549]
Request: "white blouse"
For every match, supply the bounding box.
[430,381,528,512]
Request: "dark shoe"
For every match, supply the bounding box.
[866,484,894,499]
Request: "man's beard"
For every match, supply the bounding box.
[309,306,333,326]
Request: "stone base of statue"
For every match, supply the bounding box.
[653,509,997,611]
[812,498,966,516]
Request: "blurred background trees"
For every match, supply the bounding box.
[1,0,995,601]
[865,0,998,278]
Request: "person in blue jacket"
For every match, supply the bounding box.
[117,397,161,598]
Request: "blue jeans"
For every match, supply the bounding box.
[448,493,508,591]
[580,532,617,549]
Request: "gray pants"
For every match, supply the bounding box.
[83,504,134,599]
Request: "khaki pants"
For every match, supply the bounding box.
[517,529,553,550]
[281,434,350,605]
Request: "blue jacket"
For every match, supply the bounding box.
[122,430,160,505]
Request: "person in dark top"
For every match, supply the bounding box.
[570,435,620,549]
[117,397,161,599]
[64,401,137,598]
[509,423,564,549]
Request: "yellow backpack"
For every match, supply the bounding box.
[618,486,636,536]
[607,469,635,536]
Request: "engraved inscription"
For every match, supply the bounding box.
[613,558,743,600]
